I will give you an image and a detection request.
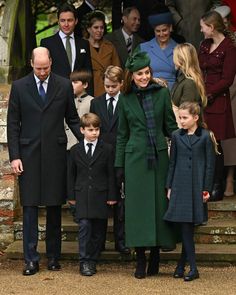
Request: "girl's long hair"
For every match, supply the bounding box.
[173,43,207,108]
[201,11,236,45]
[179,102,220,154]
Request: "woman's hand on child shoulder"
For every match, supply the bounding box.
[68,200,76,205]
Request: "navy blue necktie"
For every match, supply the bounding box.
[39,81,46,101]
[87,143,93,159]
[108,97,114,121]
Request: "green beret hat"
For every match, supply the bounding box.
[125,51,150,72]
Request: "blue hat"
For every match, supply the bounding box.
[125,51,150,72]
[148,12,173,28]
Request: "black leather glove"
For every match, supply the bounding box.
[116,167,125,188]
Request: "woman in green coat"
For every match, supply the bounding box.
[115,51,178,279]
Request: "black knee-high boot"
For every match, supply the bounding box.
[134,247,146,279]
[147,246,160,276]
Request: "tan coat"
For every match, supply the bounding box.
[65,94,93,149]
[90,39,120,97]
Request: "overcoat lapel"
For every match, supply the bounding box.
[90,140,103,165]
[77,141,89,165]
[26,73,45,109]
[98,95,110,128]
[116,29,129,60]
[149,38,175,69]
[55,33,71,69]
[126,93,146,125]
[180,129,201,149]
[43,73,60,109]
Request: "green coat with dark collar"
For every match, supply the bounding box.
[171,71,201,107]
[115,85,178,247]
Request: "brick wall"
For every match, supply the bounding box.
[0,85,19,249]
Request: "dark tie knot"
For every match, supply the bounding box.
[87,143,93,148]
[109,97,114,103]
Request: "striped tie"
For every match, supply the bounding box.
[126,37,132,54]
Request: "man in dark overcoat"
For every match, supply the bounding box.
[7,47,81,275]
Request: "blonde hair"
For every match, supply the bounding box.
[80,113,101,128]
[179,102,220,154]
[173,43,207,108]
[104,66,123,83]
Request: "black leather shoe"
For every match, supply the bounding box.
[116,246,131,255]
[134,260,146,279]
[80,262,93,276]
[173,267,185,278]
[47,258,61,271]
[184,270,199,281]
[89,261,97,274]
[23,261,39,276]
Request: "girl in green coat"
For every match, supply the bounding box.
[115,51,178,279]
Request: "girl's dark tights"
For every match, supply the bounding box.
[179,222,196,271]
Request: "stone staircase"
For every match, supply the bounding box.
[5,196,236,264]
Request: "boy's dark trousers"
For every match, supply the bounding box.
[78,218,105,264]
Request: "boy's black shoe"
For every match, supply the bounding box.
[23,261,39,276]
[80,262,93,276]
[89,261,97,274]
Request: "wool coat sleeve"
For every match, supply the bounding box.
[203,132,216,192]
[163,89,178,137]
[107,145,117,201]
[115,95,130,168]
[67,147,77,201]
[166,131,177,189]
[178,79,200,105]
[7,82,21,161]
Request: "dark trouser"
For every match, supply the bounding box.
[23,206,61,263]
[101,199,125,249]
[78,218,105,263]
[178,223,196,271]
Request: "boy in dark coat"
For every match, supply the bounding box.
[67,113,117,276]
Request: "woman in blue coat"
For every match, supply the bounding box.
[136,12,178,90]
[164,102,217,281]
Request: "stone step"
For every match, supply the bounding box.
[5,241,236,263]
[13,216,236,244]
[208,196,236,220]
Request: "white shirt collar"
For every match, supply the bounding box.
[84,138,98,147]
[122,28,133,41]
[59,30,75,40]
[34,74,50,84]
[106,92,120,102]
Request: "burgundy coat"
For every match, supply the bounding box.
[199,37,236,140]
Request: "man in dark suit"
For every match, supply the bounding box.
[105,7,143,69]
[7,47,81,276]
[40,3,93,94]
[74,0,99,37]
[112,0,166,41]
[90,66,130,255]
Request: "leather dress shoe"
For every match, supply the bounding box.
[184,269,199,281]
[173,267,185,278]
[115,245,131,255]
[47,258,61,271]
[89,261,97,274]
[23,261,39,276]
[80,262,93,276]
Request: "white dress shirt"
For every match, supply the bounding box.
[106,92,120,114]
[84,138,98,156]
[34,74,49,93]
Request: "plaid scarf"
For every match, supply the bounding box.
[133,83,161,169]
